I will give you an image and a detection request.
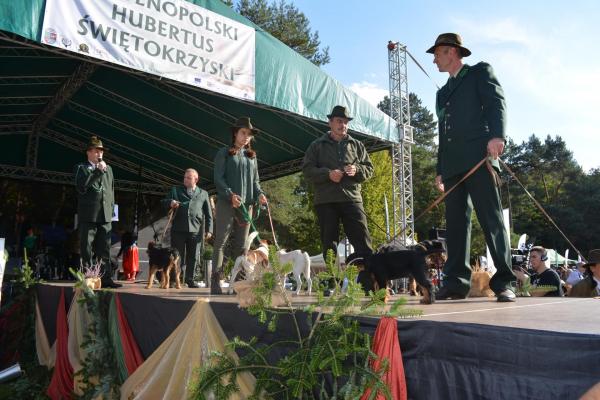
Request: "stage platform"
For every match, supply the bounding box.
[54,280,600,334]
[35,282,600,399]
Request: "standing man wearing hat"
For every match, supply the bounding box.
[570,249,600,297]
[74,136,121,288]
[211,117,267,294]
[162,168,213,288]
[303,105,374,263]
[427,33,516,302]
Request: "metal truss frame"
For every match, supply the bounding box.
[139,76,308,154]
[67,101,213,169]
[27,62,98,168]
[0,163,167,195]
[51,118,188,183]
[41,128,178,187]
[388,42,415,244]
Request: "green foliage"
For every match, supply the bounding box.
[0,364,50,400]
[232,0,330,66]
[257,173,321,255]
[502,134,590,252]
[362,150,393,248]
[70,268,122,399]
[19,248,39,289]
[0,287,49,400]
[190,250,421,399]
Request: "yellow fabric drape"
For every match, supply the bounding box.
[35,298,56,368]
[67,289,94,396]
[120,299,255,400]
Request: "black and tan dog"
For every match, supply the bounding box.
[346,240,446,304]
[146,241,181,289]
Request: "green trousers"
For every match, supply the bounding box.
[171,231,203,283]
[79,221,111,274]
[211,198,252,275]
[442,166,516,295]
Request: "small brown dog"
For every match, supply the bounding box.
[146,241,181,289]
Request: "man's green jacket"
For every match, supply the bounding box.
[303,133,373,205]
[74,162,114,223]
[436,62,506,180]
[162,186,213,234]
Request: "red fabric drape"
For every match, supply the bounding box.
[123,245,140,276]
[115,293,144,375]
[361,317,407,400]
[46,288,73,400]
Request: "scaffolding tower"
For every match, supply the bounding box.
[387,41,415,245]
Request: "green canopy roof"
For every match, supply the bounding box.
[0,0,396,195]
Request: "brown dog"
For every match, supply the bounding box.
[146,241,181,289]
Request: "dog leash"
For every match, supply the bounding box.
[160,207,177,244]
[265,201,280,250]
[388,156,489,243]
[498,159,585,261]
[237,202,263,245]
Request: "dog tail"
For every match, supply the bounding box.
[243,231,260,255]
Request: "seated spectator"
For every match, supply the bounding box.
[566,262,586,286]
[515,246,563,296]
[563,261,586,295]
[570,249,600,298]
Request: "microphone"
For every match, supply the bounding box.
[97,156,105,171]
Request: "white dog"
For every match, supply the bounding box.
[228,232,269,294]
[277,249,312,295]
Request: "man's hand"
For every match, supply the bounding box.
[487,138,505,159]
[97,160,108,172]
[170,200,180,209]
[329,169,344,183]
[231,193,242,208]
[258,193,268,205]
[435,175,445,193]
[344,164,357,177]
[205,232,212,240]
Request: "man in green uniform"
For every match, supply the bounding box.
[427,33,516,302]
[163,169,213,288]
[303,105,374,261]
[74,136,120,288]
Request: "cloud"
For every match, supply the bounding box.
[348,81,388,107]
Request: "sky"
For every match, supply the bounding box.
[289,0,600,171]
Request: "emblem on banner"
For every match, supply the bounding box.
[61,37,72,48]
[44,28,57,44]
[78,44,89,53]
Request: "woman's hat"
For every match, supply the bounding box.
[426,33,471,57]
[231,117,259,135]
